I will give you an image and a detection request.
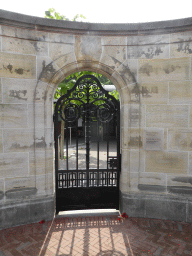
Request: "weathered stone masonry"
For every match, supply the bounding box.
[1,10,192,229]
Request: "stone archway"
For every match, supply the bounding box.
[33,58,138,214]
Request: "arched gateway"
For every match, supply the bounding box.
[1,10,192,229]
[54,75,120,212]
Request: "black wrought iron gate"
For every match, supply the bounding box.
[54,75,120,213]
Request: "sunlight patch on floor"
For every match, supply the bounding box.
[58,209,119,216]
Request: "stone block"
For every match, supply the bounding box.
[128,128,143,149]
[37,56,62,83]
[2,203,30,228]
[101,36,126,46]
[100,45,126,70]
[138,82,168,104]
[146,105,188,128]
[120,192,188,221]
[189,106,192,128]
[168,129,192,151]
[128,104,145,128]
[127,44,169,59]
[49,33,75,44]
[145,151,188,174]
[187,201,192,223]
[120,192,145,218]
[121,149,130,175]
[0,79,2,103]
[49,42,74,60]
[138,173,167,192]
[29,197,54,223]
[0,130,2,153]
[0,52,36,79]
[0,179,4,201]
[1,25,49,41]
[28,103,53,130]
[0,104,27,129]
[2,37,48,55]
[127,34,169,46]
[130,150,145,173]
[167,175,192,187]
[28,104,44,129]
[138,57,190,82]
[35,173,54,196]
[75,35,101,62]
[29,150,53,176]
[34,80,53,104]
[120,155,139,192]
[128,173,139,192]
[53,52,77,69]
[169,81,192,104]
[119,86,130,105]
[2,78,37,104]
[170,31,192,57]
[44,128,54,150]
[5,187,37,200]
[144,128,164,151]
[119,171,128,193]
[116,59,137,86]
[3,128,52,153]
[5,176,36,193]
[0,196,55,229]
[0,152,28,178]
[188,153,192,175]
[145,198,186,221]
[3,129,33,153]
[121,105,129,148]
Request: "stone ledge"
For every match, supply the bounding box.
[0,195,55,230]
[1,10,192,36]
[120,191,192,223]
[5,187,37,199]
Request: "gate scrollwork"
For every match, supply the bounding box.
[58,75,118,123]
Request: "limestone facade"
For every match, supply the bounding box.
[1,10,192,228]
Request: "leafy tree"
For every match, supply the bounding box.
[45,8,86,22]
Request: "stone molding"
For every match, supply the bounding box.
[1,10,192,35]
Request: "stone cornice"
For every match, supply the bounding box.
[1,9,192,36]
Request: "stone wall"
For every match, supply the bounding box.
[1,10,192,229]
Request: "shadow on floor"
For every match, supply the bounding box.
[0,214,192,255]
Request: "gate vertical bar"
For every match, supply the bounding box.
[85,83,90,187]
[54,103,59,213]
[97,120,99,170]
[76,119,78,172]
[97,120,99,186]
[106,122,109,187]
[66,123,69,171]
[117,101,120,209]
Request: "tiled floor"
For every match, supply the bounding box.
[0,213,192,256]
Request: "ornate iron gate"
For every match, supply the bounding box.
[54,75,120,213]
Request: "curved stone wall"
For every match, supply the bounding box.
[1,9,192,228]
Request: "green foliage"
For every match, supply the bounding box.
[55,71,119,101]
[45,8,86,22]
[109,90,120,100]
